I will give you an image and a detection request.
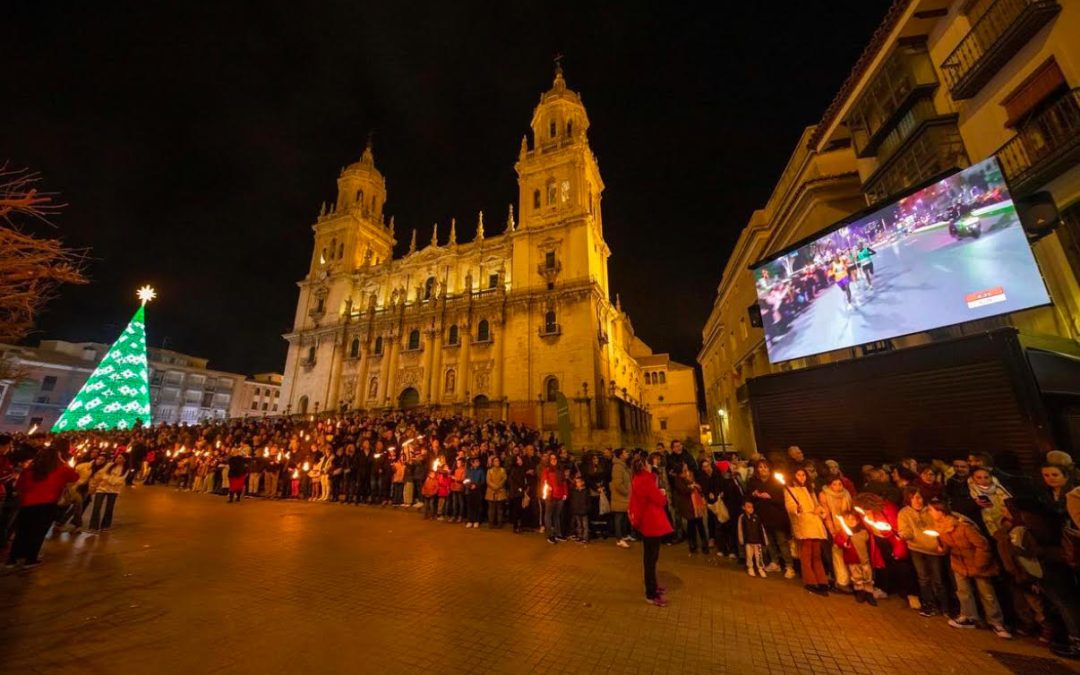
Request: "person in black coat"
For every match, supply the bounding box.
[226,453,248,504]
[507,455,529,533]
[745,460,794,575]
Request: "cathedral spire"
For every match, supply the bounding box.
[408,228,417,254]
[506,204,515,232]
[476,211,485,241]
[449,218,457,245]
[430,222,439,247]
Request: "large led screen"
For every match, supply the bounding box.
[751,157,1051,363]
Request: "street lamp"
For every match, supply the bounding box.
[716,408,727,453]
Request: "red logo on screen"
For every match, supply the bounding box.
[965,287,1006,309]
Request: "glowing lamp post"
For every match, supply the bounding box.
[716,408,728,452]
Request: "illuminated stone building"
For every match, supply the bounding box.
[280,67,699,448]
[699,0,1080,454]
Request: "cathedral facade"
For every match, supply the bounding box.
[280,68,698,448]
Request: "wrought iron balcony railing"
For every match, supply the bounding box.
[941,0,1061,100]
[996,88,1080,195]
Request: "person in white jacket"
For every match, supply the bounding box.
[783,467,830,595]
[89,456,129,531]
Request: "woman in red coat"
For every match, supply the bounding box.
[628,456,674,606]
[5,442,78,569]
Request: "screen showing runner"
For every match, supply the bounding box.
[751,157,1051,363]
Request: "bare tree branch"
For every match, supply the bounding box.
[0,162,88,343]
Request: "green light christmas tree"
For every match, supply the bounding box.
[52,286,156,432]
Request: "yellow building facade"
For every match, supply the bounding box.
[699,0,1080,454]
[280,67,700,449]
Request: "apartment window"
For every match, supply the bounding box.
[40,376,57,392]
[447,324,460,346]
[476,319,491,343]
[274,390,280,398]
[374,336,384,355]
[488,274,499,289]
[201,392,213,408]
[253,387,261,397]
[262,402,269,411]
[533,190,541,210]
[251,401,258,410]
[349,337,361,359]
[659,418,668,431]
[407,329,421,351]
[544,251,556,269]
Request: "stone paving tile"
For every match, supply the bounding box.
[1,487,1077,675]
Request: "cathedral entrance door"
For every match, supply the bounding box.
[398,387,420,409]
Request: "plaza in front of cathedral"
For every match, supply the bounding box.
[0,487,1057,675]
[279,67,700,450]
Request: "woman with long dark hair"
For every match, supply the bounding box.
[5,441,78,568]
[628,456,674,607]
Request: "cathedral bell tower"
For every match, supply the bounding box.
[514,64,608,295]
[310,140,395,277]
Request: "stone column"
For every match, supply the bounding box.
[353,347,370,410]
[458,323,472,405]
[422,328,438,403]
[428,328,443,406]
[327,333,345,410]
[385,334,402,407]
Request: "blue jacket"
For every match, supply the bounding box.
[465,467,486,490]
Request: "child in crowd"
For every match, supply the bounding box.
[450,458,466,523]
[835,511,877,605]
[737,499,768,577]
[421,469,440,520]
[436,464,451,520]
[569,475,590,543]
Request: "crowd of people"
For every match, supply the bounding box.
[2,412,1079,659]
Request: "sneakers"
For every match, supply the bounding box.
[783,568,796,579]
[616,540,630,549]
[872,588,888,599]
[918,607,939,618]
[465,523,473,528]
[765,562,781,572]
[22,560,41,569]
[990,625,1013,640]
[747,567,756,577]
[645,596,668,607]
[727,553,736,559]
[547,536,557,544]
[949,618,977,629]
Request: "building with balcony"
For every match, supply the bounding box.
[0,340,275,432]
[230,373,283,418]
[700,0,1080,456]
[279,66,698,449]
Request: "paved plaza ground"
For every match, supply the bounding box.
[2,488,1077,675]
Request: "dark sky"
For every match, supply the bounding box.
[2,2,887,375]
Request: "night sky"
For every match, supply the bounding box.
[3,2,887,376]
